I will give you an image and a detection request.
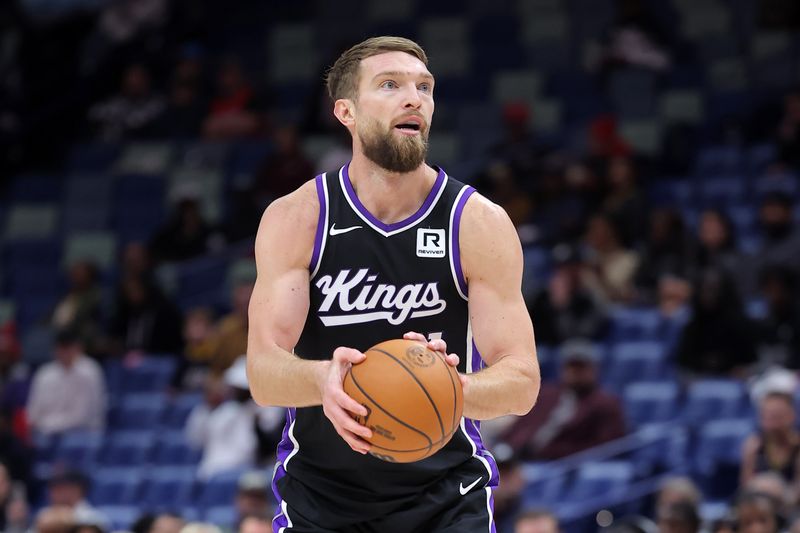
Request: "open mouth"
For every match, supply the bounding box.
[394,123,421,132]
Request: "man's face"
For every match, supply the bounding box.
[348,51,434,173]
[239,517,271,533]
[515,516,559,533]
[48,482,83,506]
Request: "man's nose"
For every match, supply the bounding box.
[402,83,422,108]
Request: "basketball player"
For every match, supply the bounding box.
[247,36,540,532]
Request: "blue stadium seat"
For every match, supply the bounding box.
[54,431,104,470]
[623,381,681,427]
[608,307,662,342]
[204,506,238,529]
[695,418,753,499]
[198,468,249,508]
[565,461,635,502]
[141,466,197,509]
[68,143,120,172]
[97,505,140,531]
[604,341,668,389]
[608,68,658,119]
[177,255,229,307]
[695,146,742,176]
[102,430,155,466]
[647,180,694,207]
[91,467,143,505]
[747,144,777,175]
[163,392,204,428]
[120,357,177,395]
[228,141,274,178]
[111,393,167,430]
[684,380,747,426]
[754,171,799,198]
[154,430,202,466]
[698,176,746,206]
[520,462,567,506]
[20,323,56,365]
[8,174,62,203]
[632,424,690,474]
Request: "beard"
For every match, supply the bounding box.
[358,115,428,173]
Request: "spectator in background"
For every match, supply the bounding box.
[203,58,266,140]
[121,241,155,281]
[481,163,533,230]
[691,209,740,279]
[186,358,259,479]
[745,472,793,519]
[529,161,595,246]
[513,509,560,533]
[497,339,625,460]
[252,125,313,206]
[581,213,640,304]
[676,268,757,377]
[756,266,800,369]
[657,502,700,533]
[45,468,106,524]
[156,74,206,139]
[528,245,608,345]
[26,330,106,435]
[0,462,29,533]
[654,476,702,519]
[0,320,20,386]
[238,514,270,533]
[602,156,648,246]
[492,450,526,533]
[585,115,631,177]
[235,472,271,527]
[635,209,692,302]
[756,192,800,281]
[734,491,783,533]
[489,102,552,180]
[594,0,672,74]
[35,506,75,533]
[776,87,800,168]
[741,391,800,503]
[51,261,103,356]
[87,63,165,141]
[148,512,185,533]
[108,274,183,356]
[150,191,215,263]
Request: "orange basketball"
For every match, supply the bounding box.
[342,339,464,463]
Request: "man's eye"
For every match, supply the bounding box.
[381,81,398,89]
[419,83,431,93]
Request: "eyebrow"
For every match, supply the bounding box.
[372,70,435,82]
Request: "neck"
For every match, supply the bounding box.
[347,153,438,225]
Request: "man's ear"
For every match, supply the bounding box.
[333,98,355,129]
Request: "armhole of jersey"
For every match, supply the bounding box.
[449,185,475,301]
[309,173,329,278]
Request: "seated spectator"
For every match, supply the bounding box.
[87,63,165,141]
[690,209,741,278]
[734,491,783,533]
[253,125,314,207]
[756,266,800,368]
[481,163,534,230]
[657,502,700,533]
[35,506,75,533]
[0,462,29,533]
[148,512,185,533]
[497,339,626,460]
[26,330,106,435]
[0,319,20,387]
[594,0,672,73]
[149,191,216,264]
[108,274,183,356]
[654,476,702,518]
[239,514,270,533]
[601,155,648,246]
[186,358,259,479]
[51,261,103,355]
[741,391,800,502]
[656,275,692,320]
[585,115,632,177]
[488,102,553,180]
[581,213,640,303]
[155,75,206,139]
[180,523,222,533]
[121,241,155,281]
[235,472,271,525]
[528,245,608,344]
[635,209,692,302]
[745,472,792,518]
[756,192,800,286]
[676,268,757,377]
[513,509,559,533]
[46,468,106,524]
[203,58,266,140]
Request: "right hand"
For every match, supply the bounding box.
[318,347,373,454]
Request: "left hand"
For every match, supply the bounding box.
[403,332,468,389]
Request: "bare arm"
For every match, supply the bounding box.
[460,194,540,420]
[740,434,758,486]
[246,181,372,452]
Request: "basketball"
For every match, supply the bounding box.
[342,339,464,463]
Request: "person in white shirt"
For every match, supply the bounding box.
[26,329,107,435]
[186,356,282,480]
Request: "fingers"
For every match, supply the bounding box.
[333,346,365,364]
[403,331,427,342]
[323,401,372,454]
[335,387,368,417]
[444,353,460,367]
[403,332,449,355]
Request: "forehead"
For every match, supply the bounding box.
[358,51,432,82]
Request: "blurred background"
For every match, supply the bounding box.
[0,0,799,532]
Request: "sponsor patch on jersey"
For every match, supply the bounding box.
[416,228,446,258]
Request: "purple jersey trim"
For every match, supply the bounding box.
[309,174,326,272]
[452,186,476,297]
[341,163,446,232]
[272,408,296,503]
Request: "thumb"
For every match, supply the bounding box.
[333,346,366,364]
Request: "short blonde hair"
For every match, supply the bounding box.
[325,36,428,101]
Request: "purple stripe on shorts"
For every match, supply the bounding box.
[309,174,326,272]
[272,512,289,533]
[452,186,476,297]
[272,408,296,504]
[489,490,497,533]
[342,163,446,232]
[464,417,500,487]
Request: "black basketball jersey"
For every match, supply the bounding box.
[272,163,499,523]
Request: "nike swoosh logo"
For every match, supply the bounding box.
[459,476,482,496]
[329,223,363,236]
